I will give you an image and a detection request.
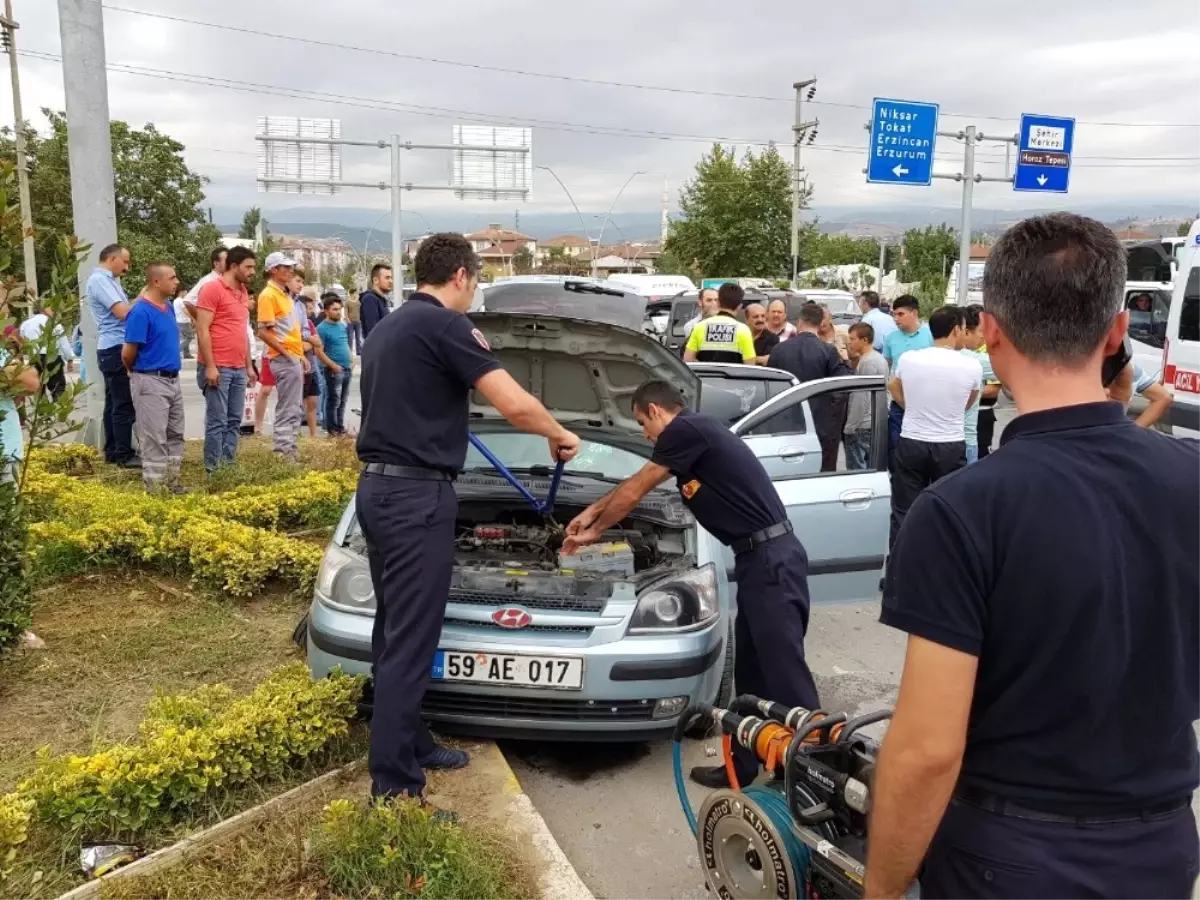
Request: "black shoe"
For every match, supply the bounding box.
[689,765,733,789]
[118,456,143,469]
[417,745,470,771]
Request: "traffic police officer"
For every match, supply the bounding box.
[356,233,580,800]
[683,283,756,364]
[866,213,1199,898]
[562,379,818,788]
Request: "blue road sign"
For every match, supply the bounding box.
[866,98,939,186]
[1013,114,1075,193]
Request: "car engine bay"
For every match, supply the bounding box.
[453,500,688,582]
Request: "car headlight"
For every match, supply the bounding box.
[628,563,719,634]
[315,544,376,615]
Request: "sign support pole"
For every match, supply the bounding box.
[956,125,977,307]
[390,134,403,288]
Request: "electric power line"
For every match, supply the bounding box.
[98,3,1200,130]
[17,49,1200,170]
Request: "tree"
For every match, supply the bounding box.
[511,247,534,275]
[796,225,880,269]
[1179,220,1194,237]
[0,110,222,294]
[899,224,958,290]
[240,207,263,240]
[0,161,87,654]
[663,143,804,278]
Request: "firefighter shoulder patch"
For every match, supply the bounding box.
[470,328,491,351]
[681,479,701,500]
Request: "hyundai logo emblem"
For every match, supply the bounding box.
[491,608,532,629]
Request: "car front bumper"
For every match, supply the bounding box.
[306,600,726,739]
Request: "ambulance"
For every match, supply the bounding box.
[1162,219,1200,437]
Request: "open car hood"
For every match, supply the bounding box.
[468,312,700,453]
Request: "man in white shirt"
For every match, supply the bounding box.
[681,287,719,346]
[18,304,75,400]
[887,305,980,547]
[179,246,228,360]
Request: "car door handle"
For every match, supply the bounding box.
[779,446,806,459]
[839,489,876,507]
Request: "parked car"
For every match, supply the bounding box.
[305,310,891,740]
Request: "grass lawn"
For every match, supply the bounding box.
[0,571,310,793]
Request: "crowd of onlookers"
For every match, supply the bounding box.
[677,282,1172,551]
[0,243,398,492]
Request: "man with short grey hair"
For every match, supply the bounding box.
[867,213,1199,899]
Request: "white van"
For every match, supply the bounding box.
[1162,219,1200,436]
[604,273,696,302]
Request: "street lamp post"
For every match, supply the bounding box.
[595,170,645,263]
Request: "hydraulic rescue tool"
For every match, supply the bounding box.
[673,696,892,899]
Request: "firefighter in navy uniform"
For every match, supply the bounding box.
[356,233,579,801]
[683,283,756,364]
[562,379,818,788]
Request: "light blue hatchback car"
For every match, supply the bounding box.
[305,311,890,740]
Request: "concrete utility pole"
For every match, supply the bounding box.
[2,0,37,296]
[58,0,118,448]
[955,125,977,308]
[791,79,818,288]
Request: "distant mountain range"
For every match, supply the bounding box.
[214,202,1197,246]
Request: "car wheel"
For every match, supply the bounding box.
[292,613,309,653]
[685,619,735,739]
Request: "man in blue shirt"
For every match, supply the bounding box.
[359,263,394,341]
[882,294,933,468]
[86,243,139,467]
[316,296,353,435]
[857,289,896,351]
[121,262,184,492]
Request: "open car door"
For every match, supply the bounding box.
[729,375,890,604]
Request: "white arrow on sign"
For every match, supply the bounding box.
[1037,174,1048,186]
[892,164,909,178]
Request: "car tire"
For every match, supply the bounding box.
[685,619,735,739]
[292,613,309,653]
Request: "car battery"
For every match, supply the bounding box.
[558,541,635,578]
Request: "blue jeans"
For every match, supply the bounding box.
[323,368,352,434]
[844,429,873,470]
[965,443,979,465]
[315,362,326,428]
[887,402,904,471]
[196,366,247,472]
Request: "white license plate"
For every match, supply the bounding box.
[431,650,584,690]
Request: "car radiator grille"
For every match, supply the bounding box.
[423,691,657,722]
[449,589,607,613]
[442,617,593,636]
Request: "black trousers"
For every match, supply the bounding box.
[730,534,820,783]
[35,355,66,401]
[97,345,135,463]
[922,797,1199,899]
[889,436,966,549]
[977,406,997,458]
[357,472,457,799]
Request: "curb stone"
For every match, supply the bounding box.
[485,743,594,900]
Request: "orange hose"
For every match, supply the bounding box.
[721,733,741,790]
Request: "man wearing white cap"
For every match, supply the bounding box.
[256,252,308,461]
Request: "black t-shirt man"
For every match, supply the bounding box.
[649,409,787,545]
[752,327,780,360]
[356,292,499,474]
[883,403,1200,815]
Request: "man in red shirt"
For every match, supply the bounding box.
[194,246,258,473]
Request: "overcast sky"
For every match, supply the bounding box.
[5,0,1198,226]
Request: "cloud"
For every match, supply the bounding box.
[5,0,1197,224]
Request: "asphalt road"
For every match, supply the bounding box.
[502,600,907,900]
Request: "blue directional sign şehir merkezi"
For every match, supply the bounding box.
[866,98,939,187]
[1013,114,1075,193]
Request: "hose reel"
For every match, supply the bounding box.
[675,696,892,899]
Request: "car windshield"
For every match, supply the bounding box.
[464,434,654,484]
